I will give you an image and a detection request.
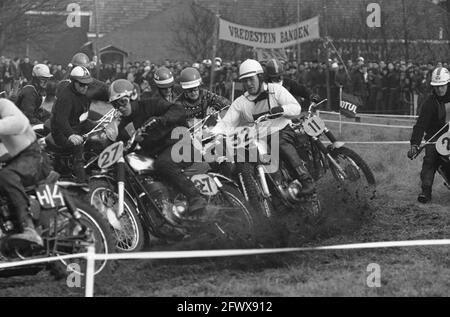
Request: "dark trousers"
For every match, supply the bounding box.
[279,125,304,170]
[421,144,440,192]
[153,144,200,198]
[52,120,97,180]
[0,142,48,229]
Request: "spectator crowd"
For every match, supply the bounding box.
[1,54,448,115]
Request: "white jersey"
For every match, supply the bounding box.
[212,83,301,137]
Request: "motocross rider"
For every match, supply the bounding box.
[49,66,95,183]
[56,53,110,109]
[0,98,50,246]
[408,67,450,203]
[264,58,323,166]
[16,64,53,124]
[211,59,316,197]
[153,66,183,103]
[110,79,213,222]
[176,67,230,129]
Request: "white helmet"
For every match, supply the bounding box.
[109,79,137,103]
[239,59,264,80]
[70,66,93,84]
[32,64,53,78]
[431,67,450,86]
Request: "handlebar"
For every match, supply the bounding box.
[308,99,328,113]
[125,118,158,151]
[411,144,427,160]
[254,113,284,124]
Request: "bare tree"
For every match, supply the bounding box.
[168,2,216,61]
[0,0,72,55]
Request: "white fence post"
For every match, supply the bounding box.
[85,245,96,298]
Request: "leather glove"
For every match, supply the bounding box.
[407,145,419,160]
[309,94,322,104]
[135,128,145,143]
[68,134,84,146]
[270,106,284,116]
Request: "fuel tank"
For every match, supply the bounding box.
[125,153,155,174]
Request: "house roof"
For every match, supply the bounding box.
[78,0,174,34]
[100,45,129,56]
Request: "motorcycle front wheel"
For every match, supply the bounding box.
[45,197,114,277]
[329,146,376,201]
[89,179,145,253]
[207,184,256,247]
[234,163,288,247]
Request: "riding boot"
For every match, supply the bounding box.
[418,186,432,204]
[74,159,87,184]
[8,207,43,247]
[72,144,87,183]
[164,171,211,220]
[295,165,316,196]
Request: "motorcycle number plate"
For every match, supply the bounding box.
[35,183,65,208]
[436,132,450,156]
[98,142,124,169]
[302,116,326,137]
[191,174,219,196]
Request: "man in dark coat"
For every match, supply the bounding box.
[408,67,450,203]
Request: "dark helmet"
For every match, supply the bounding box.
[154,67,174,88]
[71,53,90,68]
[179,67,202,89]
[265,59,284,79]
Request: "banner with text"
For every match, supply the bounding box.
[219,16,320,49]
[340,91,362,118]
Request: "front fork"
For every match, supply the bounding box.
[117,158,126,218]
[311,133,347,179]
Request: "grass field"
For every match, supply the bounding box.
[1,108,450,297]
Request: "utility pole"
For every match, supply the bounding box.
[94,0,101,78]
[296,0,301,65]
[209,0,220,91]
[401,0,409,60]
[323,0,331,110]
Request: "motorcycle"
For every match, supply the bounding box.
[88,118,258,252]
[0,171,114,279]
[208,100,376,239]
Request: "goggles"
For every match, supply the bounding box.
[75,81,89,88]
[185,86,199,93]
[111,96,130,109]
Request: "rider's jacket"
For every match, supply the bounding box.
[16,83,45,124]
[211,83,301,136]
[0,98,36,158]
[118,97,188,156]
[50,82,90,146]
[411,86,450,146]
[280,78,312,100]
[175,88,230,128]
[56,78,110,103]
